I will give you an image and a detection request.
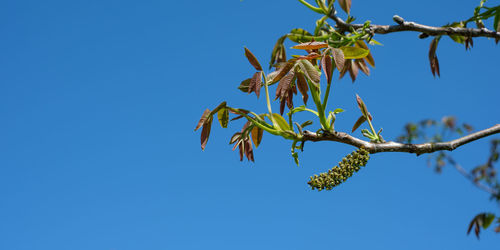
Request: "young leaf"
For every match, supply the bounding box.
[356,94,369,118]
[288,28,313,43]
[292,41,328,50]
[352,115,367,132]
[200,116,213,150]
[195,109,211,131]
[355,41,375,67]
[271,59,297,84]
[270,113,290,131]
[333,108,345,114]
[340,46,369,59]
[248,71,263,97]
[270,35,287,69]
[276,71,295,100]
[238,78,252,93]
[331,48,345,71]
[296,73,309,105]
[429,37,440,77]
[299,59,320,86]
[217,108,229,128]
[355,59,370,76]
[321,54,333,84]
[244,47,262,71]
[338,0,352,14]
[349,60,359,82]
[251,126,264,148]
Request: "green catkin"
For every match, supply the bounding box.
[308,147,370,191]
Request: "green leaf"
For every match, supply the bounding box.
[288,28,313,43]
[251,126,263,148]
[270,113,290,131]
[483,213,496,229]
[217,108,229,128]
[340,46,370,59]
[298,59,321,86]
[333,108,345,114]
[301,120,313,128]
[292,152,299,166]
[494,10,500,32]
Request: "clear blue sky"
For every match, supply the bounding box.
[1,0,499,249]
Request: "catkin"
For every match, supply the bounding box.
[308,147,370,191]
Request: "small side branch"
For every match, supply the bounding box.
[446,156,499,196]
[303,124,500,155]
[328,10,500,39]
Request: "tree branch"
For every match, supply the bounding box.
[445,155,499,196]
[302,124,500,155]
[327,9,500,39]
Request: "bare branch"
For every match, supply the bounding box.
[328,9,500,39]
[446,156,499,196]
[303,124,500,155]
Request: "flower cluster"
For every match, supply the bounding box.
[308,147,370,191]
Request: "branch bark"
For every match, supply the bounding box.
[302,124,500,155]
[328,9,500,39]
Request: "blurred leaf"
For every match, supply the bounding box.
[340,46,369,59]
[292,41,328,50]
[217,108,229,128]
[195,109,211,131]
[299,59,321,86]
[355,59,370,76]
[494,10,500,32]
[352,115,367,132]
[483,213,496,229]
[244,47,262,71]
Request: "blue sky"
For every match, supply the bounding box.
[1,0,499,249]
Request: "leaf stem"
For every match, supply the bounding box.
[262,73,277,127]
[297,0,325,14]
[307,79,329,130]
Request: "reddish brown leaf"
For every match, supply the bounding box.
[296,73,309,105]
[248,71,263,98]
[352,115,367,132]
[286,88,294,110]
[349,60,359,82]
[321,55,333,84]
[339,60,351,80]
[271,60,297,84]
[244,139,254,162]
[292,41,328,50]
[298,59,320,86]
[355,41,375,67]
[429,38,440,77]
[195,109,211,131]
[280,97,286,115]
[356,59,370,76]
[276,71,295,100]
[339,0,352,14]
[331,48,345,71]
[244,47,262,71]
[251,126,263,148]
[356,94,369,118]
[200,116,213,150]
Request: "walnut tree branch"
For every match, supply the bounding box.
[302,124,500,155]
[327,9,500,39]
[445,155,499,196]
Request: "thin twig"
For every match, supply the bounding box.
[446,156,499,196]
[302,124,500,155]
